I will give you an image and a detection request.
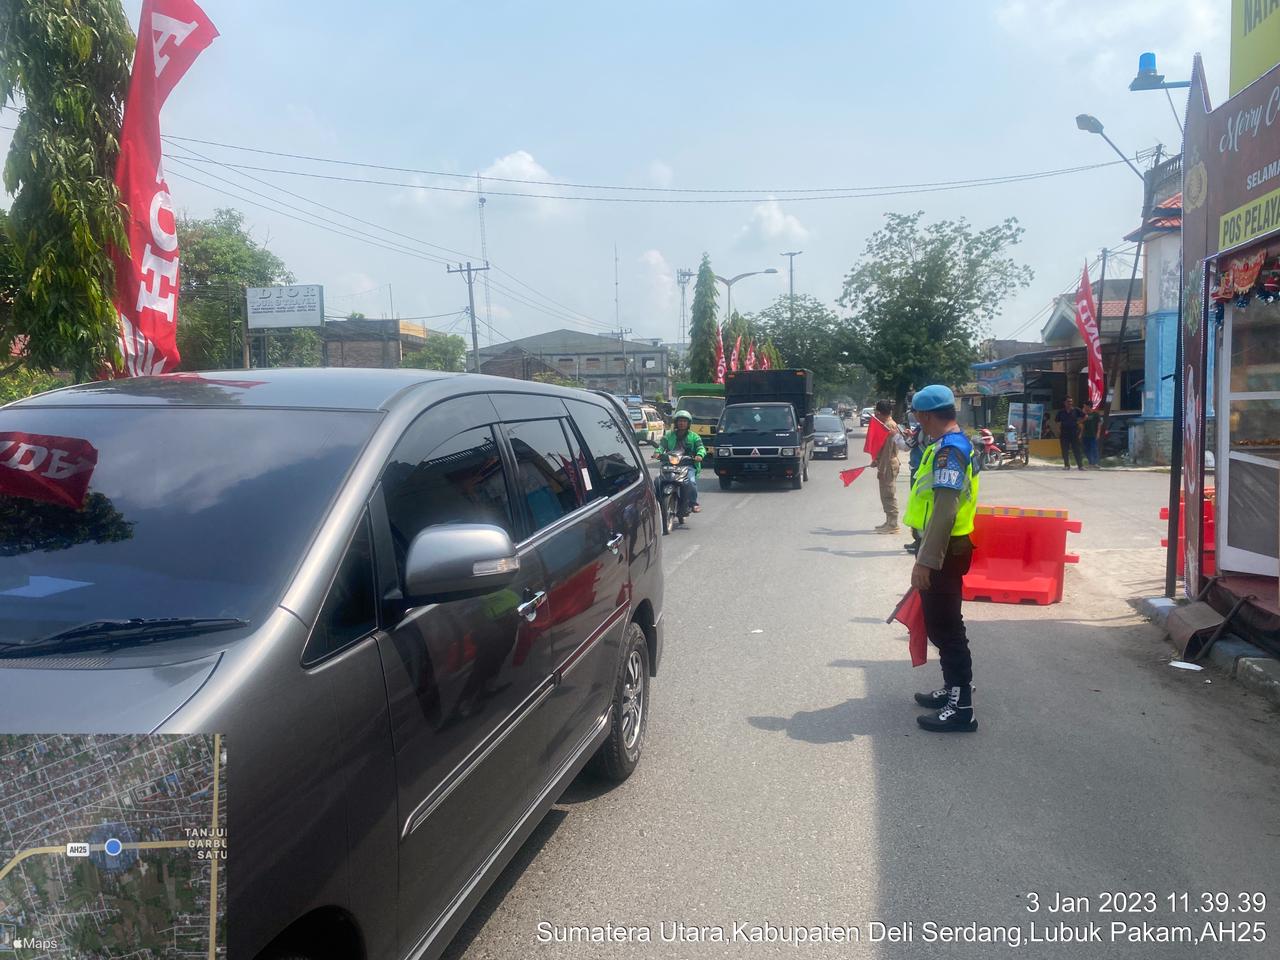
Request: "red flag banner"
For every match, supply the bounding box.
[111,0,219,377]
[760,352,771,371]
[863,415,892,459]
[714,324,727,384]
[730,335,742,373]
[887,587,928,667]
[0,433,99,509]
[745,341,757,371]
[1072,263,1105,408]
[839,466,868,486]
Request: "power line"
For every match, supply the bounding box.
[167,153,1129,204]
[161,130,1129,197]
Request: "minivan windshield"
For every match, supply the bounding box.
[0,406,378,647]
[814,416,844,432]
[720,405,795,433]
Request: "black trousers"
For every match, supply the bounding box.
[1060,434,1083,469]
[919,536,974,687]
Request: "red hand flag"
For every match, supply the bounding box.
[863,415,893,459]
[1073,263,1106,408]
[111,0,219,377]
[887,587,928,667]
[838,466,868,486]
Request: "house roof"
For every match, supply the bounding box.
[1124,192,1182,241]
[473,328,666,358]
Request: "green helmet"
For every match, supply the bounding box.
[673,409,692,424]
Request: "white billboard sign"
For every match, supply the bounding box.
[246,284,325,329]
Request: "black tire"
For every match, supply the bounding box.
[659,492,675,535]
[590,622,649,782]
[718,475,732,490]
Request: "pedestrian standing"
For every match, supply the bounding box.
[904,385,980,733]
[903,391,924,554]
[1055,396,1085,471]
[1081,403,1103,468]
[870,399,900,534]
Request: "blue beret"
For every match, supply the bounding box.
[911,384,956,411]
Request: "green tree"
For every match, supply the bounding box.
[0,207,16,330]
[403,332,467,372]
[1,0,134,379]
[177,209,303,370]
[838,212,1032,414]
[686,253,719,382]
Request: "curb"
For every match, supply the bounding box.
[1136,595,1280,709]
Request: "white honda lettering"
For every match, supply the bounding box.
[43,448,91,481]
[149,189,178,253]
[136,244,178,323]
[2,442,48,473]
[151,13,198,76]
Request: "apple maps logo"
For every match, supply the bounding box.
[12,937,61,950]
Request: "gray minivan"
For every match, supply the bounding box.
[0,369,665,960]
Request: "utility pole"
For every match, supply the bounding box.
[448,261,490,372]
[615,244,628,392]
[477,174,494,348]
[780,251,803,323]
[676,268,695,348]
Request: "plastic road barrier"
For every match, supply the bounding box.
[963,505,1082,606]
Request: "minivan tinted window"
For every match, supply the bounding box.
[565,399,641,497]
[506,419,581,535]
[0,407,377,646]
[721,405,795,433]
[383,425,514,575]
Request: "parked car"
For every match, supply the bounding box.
[817,406,835,415]
[812,414,849,459]
[859,406,874,426]
[0,369,665,960]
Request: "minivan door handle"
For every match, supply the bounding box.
[606,533,624,555]
[517,590,547,622]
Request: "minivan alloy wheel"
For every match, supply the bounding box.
[621,649,645,750]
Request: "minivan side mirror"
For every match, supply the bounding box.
[403,524,520,603]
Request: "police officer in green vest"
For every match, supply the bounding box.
[903,385,981,732]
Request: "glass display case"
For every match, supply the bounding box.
[1219,295,1280,576]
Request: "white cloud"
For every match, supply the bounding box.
[397,149,567,219]
[994,0,1225,88]
[736,198,810,248]
[639,249,676,324]
[648,160,674,188]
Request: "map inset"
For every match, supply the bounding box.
[0,735,225,958]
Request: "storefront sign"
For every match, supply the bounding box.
[1231,0,1280,96]
[975,363,1024,396]
[246,285,325,329]
[1220,181,1280,248]
[1007,402,1044,439]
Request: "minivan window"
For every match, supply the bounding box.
[815,415,844,432]
[383,425,514,576]
[505,419,582,535]
[0,407,378,647]
[565,399,641,497]
[304,512,376,665]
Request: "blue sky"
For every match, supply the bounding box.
[2,1,1231,347]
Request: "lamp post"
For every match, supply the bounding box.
[714,268,779,332]
[780,252,802,323]
[1075,114,1145,181]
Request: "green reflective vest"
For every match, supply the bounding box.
[903,432,979,536]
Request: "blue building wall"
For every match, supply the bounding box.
[1143,311,1215,419]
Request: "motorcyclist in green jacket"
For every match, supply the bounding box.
[652,409,705,512]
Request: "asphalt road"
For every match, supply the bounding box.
[445,429,1280,960]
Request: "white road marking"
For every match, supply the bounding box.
[667,543,702,572]
[734,495,756,511]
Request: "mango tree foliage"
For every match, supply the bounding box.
[0,0,134,379]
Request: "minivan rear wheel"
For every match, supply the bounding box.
[590,622,649,783]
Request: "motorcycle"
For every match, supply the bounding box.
[975,429,1002,470]
[655,453,696,535]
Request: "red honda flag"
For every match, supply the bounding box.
[1072,263,1106,408]
[863,413,892,459]
[0,433,99,509]
[887,587,928,667]
[110,0,219,377]
[730,335,742,372]
[714,324,727,384]
[745,341,757,371]
[760,351,771,371]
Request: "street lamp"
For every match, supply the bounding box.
[1128,52,1189,132]
[714,268,779,330]
[1075,114,1145,180]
